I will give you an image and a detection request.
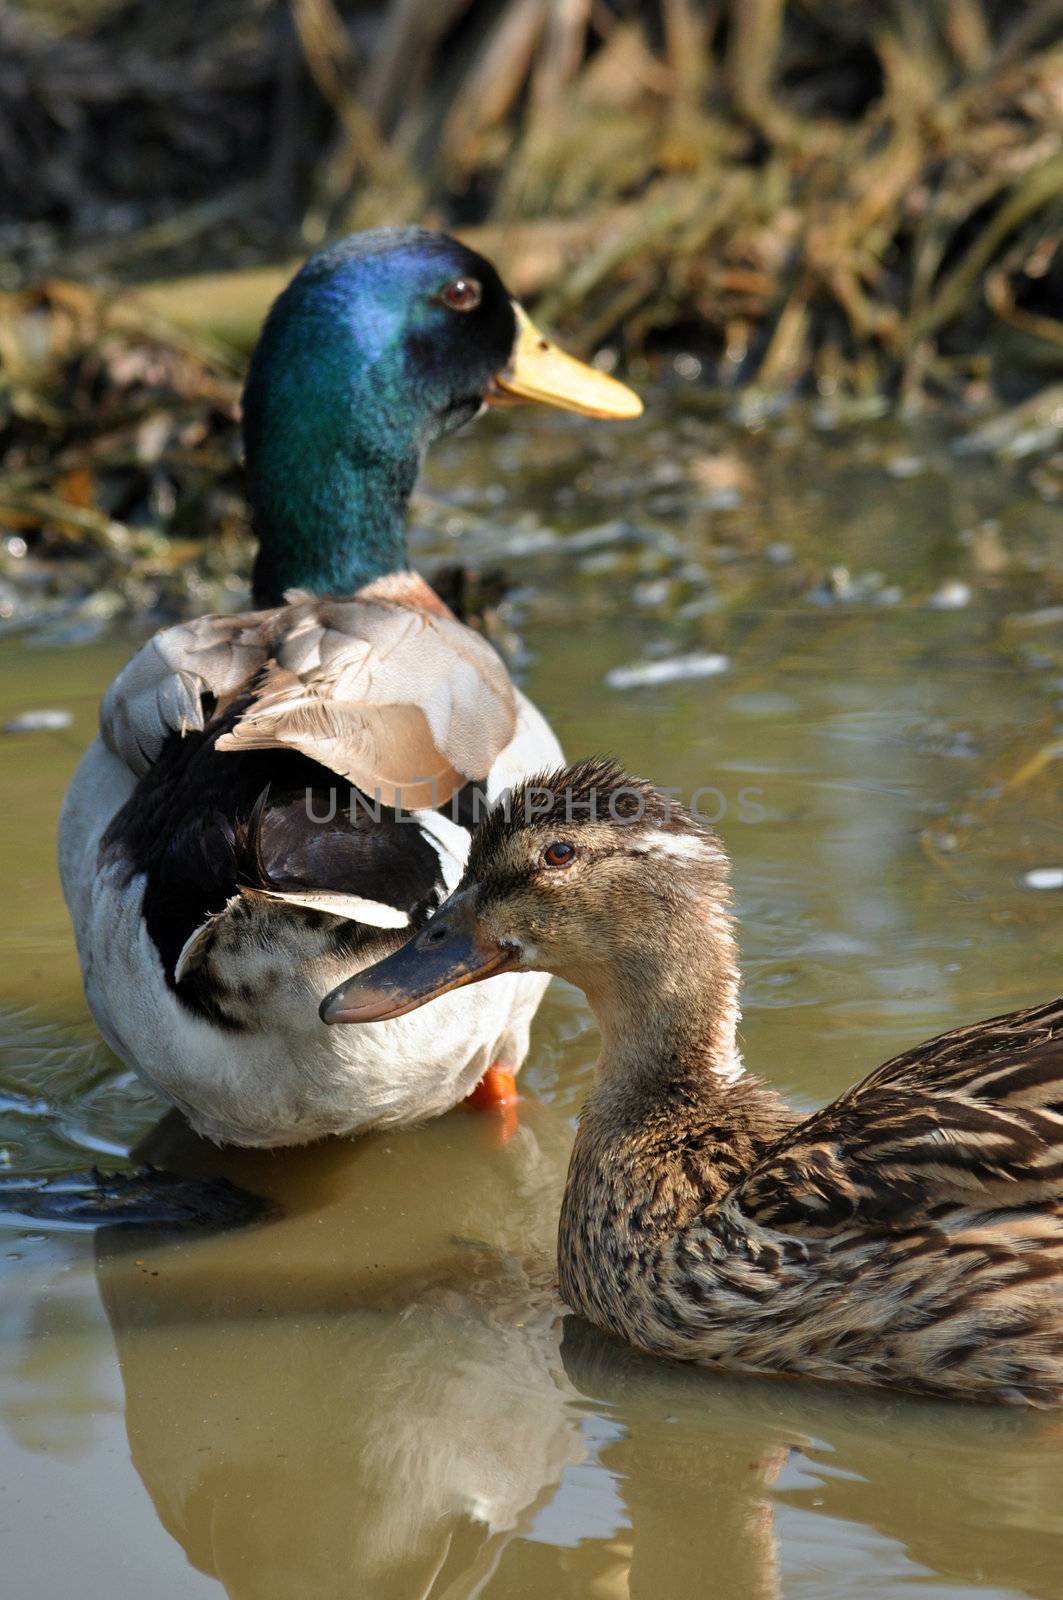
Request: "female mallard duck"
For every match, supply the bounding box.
[325,759,1063,1406]
[58,231,640,1148]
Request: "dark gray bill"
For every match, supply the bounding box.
[320,896,518,1024]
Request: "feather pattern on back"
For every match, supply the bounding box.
[100,612,269,777]
[99,583,517,810]
[555,998,1063,1406]
[215,594,516,808]
[738,997,1063,1229]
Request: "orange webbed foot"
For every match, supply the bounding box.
[465,1065,519,1142]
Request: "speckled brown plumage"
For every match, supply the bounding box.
[459,761,1063,1404]
[559,996,1063,1406]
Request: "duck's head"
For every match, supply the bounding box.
[243,228,641,603]
[321,759,738,1049]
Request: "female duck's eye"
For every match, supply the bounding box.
[542,841,576,869]
[438,277,482,313]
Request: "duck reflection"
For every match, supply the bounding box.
[94,1102,586,1600]
[91,1100,1063,1600]
[774,1394,1063,1600]
[91,1100,794,1600]
[560,1321,1063,1600]
[560,1321,789,1600]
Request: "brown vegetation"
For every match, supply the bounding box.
[3,1,1063,396]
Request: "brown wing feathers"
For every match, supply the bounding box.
[99,592,519,810]
[214,598,517,808]
[739,1000,1063,1231]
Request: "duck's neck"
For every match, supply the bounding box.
[558,913,795,1341]
[249,452,417,606]
[584,905,746,1104]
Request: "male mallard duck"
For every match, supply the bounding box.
[59,231,641,1148]
[325,759,1063,1406]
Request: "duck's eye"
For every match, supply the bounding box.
[542,841,577,869]
[438,277,482,313]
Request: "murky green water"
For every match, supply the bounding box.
[3,397,1063,1598]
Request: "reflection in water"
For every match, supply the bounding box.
[562,1324,1063,1600]
[94,1106,584,1600]
[782,1408,1063,1600]
[89,1100,1063,1600]
[91,1105,796,1600]
[561,1320,788,1600]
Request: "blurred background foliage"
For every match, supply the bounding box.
[1,0,1062,394]
[2,0,1063,615]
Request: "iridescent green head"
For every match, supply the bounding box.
[241,227,642,604]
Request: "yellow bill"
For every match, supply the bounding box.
[489,303,643,420]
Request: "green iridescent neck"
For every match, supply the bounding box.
[248,450,416,606]
[241,264,426,608]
